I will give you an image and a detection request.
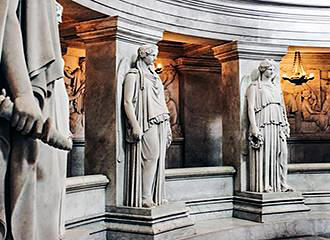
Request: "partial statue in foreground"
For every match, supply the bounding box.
[242,59,293,193]
[123,44,172,208]
[0,0,70,239]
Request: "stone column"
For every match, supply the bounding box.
[212,41,288,192]
[76,17,196,240]
[175,57,222,167]
[76,16,163,206]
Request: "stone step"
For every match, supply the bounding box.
[63,229,90,240]
[185,212,330,240]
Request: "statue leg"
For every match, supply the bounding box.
[141,126,159,207]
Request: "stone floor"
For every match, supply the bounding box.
[277,237,330,240]
[186,212,330,240]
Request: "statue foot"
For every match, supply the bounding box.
[282,185,294,192]
[264,186,273,193]
[142,197,155,208]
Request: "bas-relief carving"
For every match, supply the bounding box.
[242,59,293,193]
[0,1,70,239]
[158,63,183,138]
[282,66,330,135]
[64,56,86,138]
[123,45,172,208]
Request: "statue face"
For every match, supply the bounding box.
[143,51,158,66]
[263,66,274,79]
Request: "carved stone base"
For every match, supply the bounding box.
[106,203,195,240]
[233,191,311,223]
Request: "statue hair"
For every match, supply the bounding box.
[134,44,159,91]
[251,59,277,85]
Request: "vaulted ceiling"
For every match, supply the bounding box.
[57,0,106,24]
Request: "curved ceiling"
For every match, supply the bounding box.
[61,0,330,47]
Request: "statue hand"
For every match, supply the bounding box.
[12,93,44,136]
[251,126,260,137]
[132,125,143,141]
[285,126,290,138]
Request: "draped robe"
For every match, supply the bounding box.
[124,68,170,207]
[248,82,289,192]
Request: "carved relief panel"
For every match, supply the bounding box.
[281,50,330,136]
[63,47,86,138]
[157,59,183,138]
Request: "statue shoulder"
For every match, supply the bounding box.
[246,83,257,96]
[247,82,257,90]
[125,68,140,81]
[124,68,139,81]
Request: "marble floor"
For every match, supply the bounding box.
[277,237,330,240]
[187,212,330,240]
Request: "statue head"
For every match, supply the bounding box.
[251,59,277,85]
[258,59,276,80]
[137,44,158,66]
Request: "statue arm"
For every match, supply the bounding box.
[246,85,259,137]
[1,0,43,136]
[123,73,142,141]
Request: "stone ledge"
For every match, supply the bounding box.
[304,191,330,211]
[289,163,330,173]
[165,166,236,180]
[66,175,109,193]
[189,212,330,240]
[186,197,233,221]
[65,213,106,229]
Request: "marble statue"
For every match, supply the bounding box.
[0,0,70,239]
[243,59,293,193]
[123,44,172,208]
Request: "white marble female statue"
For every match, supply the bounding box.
[123,44,172,208]
[244,59,293,193]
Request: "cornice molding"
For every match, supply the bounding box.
[75,16,163,45]
[213,41,288,62]
[175,57,221,72]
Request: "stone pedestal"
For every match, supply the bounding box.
[67,138,85,177]
[233,191,310,223]
[107,203,195,240]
